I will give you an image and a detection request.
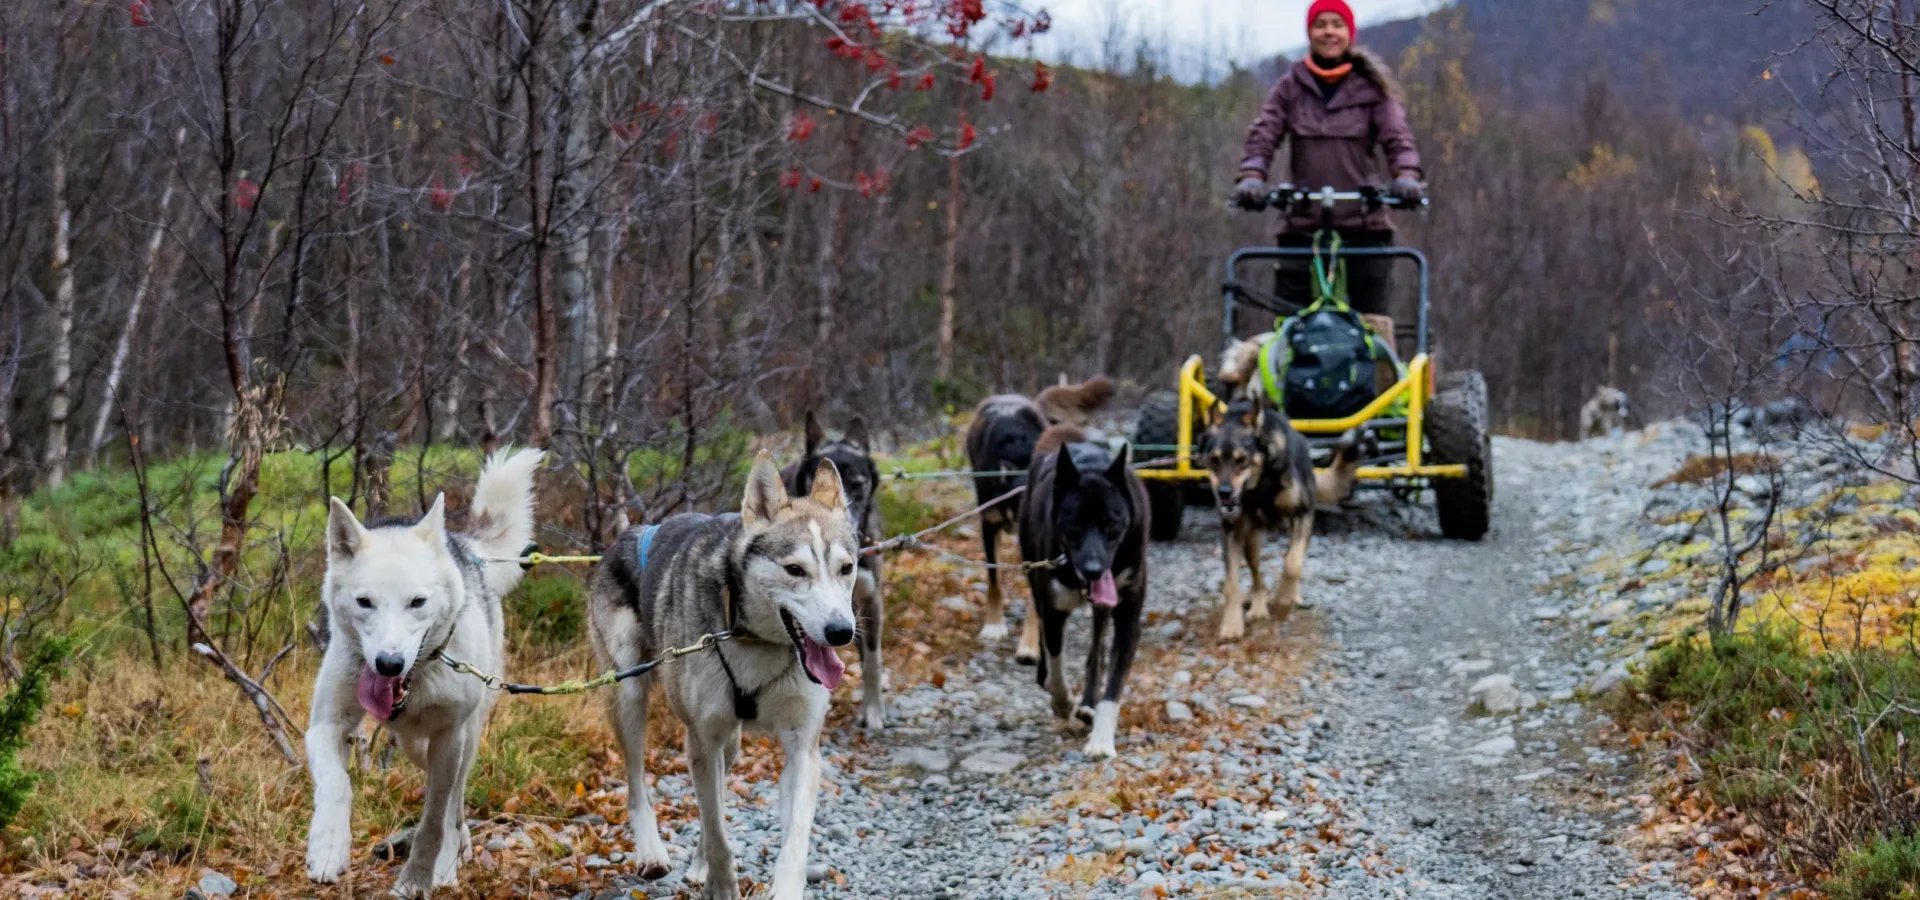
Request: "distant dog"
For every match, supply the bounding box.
[964,377,1114,660]
[1703,396,1821,442]
[1743,396,1819,441]
[305,448,545,896]
[1199,397,1360,640]
[1020,424,1148,759]
[1218,333,1275,402]
[1579,386,1630,438]
[784,412,886,730]
[589,452,857,900]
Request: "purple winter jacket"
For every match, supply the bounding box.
[1238,50,1423,233]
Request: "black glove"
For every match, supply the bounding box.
[1387,177,1425,205]
[1234,176,1268,210]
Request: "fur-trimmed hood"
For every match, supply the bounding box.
[1345,47,1403,104]
[1290,46,1403,106]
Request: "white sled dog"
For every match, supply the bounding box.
[588,451,859,900]
[304,448,545,897]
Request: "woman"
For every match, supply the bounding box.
[1235,0,1424,333]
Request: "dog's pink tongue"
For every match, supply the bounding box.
[357,667,400,721]
[800,637,846,690]
[1091,571,1119,609]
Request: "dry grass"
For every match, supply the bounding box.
[1651,452,1775,488]
[0,460,1005,897]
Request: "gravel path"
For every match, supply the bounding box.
[603,435,1690,899]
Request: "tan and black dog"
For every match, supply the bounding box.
[963,376,1113,661]
[1198,396,1361,640]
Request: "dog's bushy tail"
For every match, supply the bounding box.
[1035,376,1115,426]
[470,447,545,598]
[1315,430,1364,505]
[1034,424,1089,456]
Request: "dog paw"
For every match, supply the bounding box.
[1082,735,1118,759]
[1013,645,1039,666]
[431,864,460,890]
[685,855,737,889]
[389,868,433,899]
[976,621,1009,642]
[1074,705,1096,725]
[631,833,673,880]
[306,827,351,883]
[1247,600,1272,622]
[1217,620,1246,641]
[859,703,886,731]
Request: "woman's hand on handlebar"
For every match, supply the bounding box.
[1387,173,1425,205]
[1233,175,1268,210]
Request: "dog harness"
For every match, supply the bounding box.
[635,524,660,570]
[631,521,785,721]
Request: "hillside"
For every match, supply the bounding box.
[1363,0,1815,120]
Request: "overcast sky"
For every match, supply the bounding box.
[1028,0,1445,81]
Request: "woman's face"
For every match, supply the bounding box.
[1310,12,1352,59]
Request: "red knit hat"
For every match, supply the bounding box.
[1307,0,1356,41]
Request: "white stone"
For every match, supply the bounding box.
[959,751,1024,775]
[893,747,952,773]
[1469,674,1525,714]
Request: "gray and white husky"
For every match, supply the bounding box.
[587,451,858,900]
[304,448,545,897]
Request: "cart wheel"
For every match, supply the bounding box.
[1427,370,1493,540]
[1132,391,1193,542]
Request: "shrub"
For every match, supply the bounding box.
[507,575,585,648]
[0,635,79,829]
[1623,627,1920,878]
[1829,833,1920,900]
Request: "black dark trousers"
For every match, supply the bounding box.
[1271,229,1395,317]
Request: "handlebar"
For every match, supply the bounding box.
[1227,183,1429,214]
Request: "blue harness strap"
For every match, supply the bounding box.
[635,524,661,571]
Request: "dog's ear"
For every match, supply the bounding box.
[327,497,368,561]
[1205,401,1226,428]
[742,450,790,526]
[1239,395,1265,429]
[1106,443,1132,486]
[412,493,447,543]
[1054,447,1081,499]
[844,416,871,453]
[809,458,848,511]
[804,411,825,456]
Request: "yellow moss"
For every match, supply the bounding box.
[1673,540,1715,560]
[1598,475,1920,656]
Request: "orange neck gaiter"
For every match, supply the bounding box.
[1305,56,1353,83]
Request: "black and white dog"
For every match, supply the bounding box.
[1019,424,1148,759]
[964,376,1114,661]
[784,412,886,730]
